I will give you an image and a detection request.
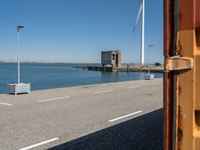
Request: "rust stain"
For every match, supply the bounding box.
[178,106,183,150]
[176,33,183,56]
[178,85,182,95]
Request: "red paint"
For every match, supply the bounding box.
[196,0,200,29]
[179,0,200,30]
[179,0,195,30]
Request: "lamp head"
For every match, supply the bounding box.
[17,25,25,32]
[148,44,154,49]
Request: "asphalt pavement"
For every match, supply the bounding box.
[0,79,163,150]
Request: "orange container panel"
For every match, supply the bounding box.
[164,0,200,150]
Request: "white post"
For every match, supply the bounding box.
[141,0,145,65]
[17,29,20,84]
[148,46,150,74]
[148,44,154,74]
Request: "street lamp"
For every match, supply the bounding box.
[145,44,154,80]
[17,25,25,84]
[148,44,154,74]
[8,25,30,95]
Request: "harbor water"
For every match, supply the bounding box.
[0,63,163,94]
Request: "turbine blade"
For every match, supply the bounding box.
[133,0,143,33]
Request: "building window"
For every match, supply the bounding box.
[112,54,115,60]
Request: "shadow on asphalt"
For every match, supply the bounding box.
[49,109,163,150]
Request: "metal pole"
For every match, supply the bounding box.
[141,0,145,65]
[17,29,20,84]
[148,46,150,74]
[148,45,154,74]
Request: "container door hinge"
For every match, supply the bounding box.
[165,56,193,71]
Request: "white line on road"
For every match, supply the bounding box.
[0,102,12,106]
[128,86,141,89]
[19,137,59,150]
[151,83,162,86]
[93,90,113,94]
[108,111,143,123]
[38,96,71,102]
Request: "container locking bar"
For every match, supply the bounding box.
[165,56,193,71]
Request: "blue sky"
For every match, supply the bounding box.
[0,0,163,63]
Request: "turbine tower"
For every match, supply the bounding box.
[133,0,145,65]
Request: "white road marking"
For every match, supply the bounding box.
[38,96,71,102]
[93,90,113,94]
[128,86,141,89]
[151,83,162,86]
[19,137,59,150]
[108,111,143,123]
[0,102,12,106]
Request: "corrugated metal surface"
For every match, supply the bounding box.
[164,0,200,150]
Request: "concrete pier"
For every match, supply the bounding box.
[0,79,163,150]
[87,64,164,73]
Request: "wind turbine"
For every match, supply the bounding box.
[133,0,145,65]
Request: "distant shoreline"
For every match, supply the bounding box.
[0,62,100,65]
[0,62,163,65]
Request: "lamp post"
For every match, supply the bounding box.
[144,44,154,80]
[17,25,25,84]
[8,25,30,95]
[148,44,154,74]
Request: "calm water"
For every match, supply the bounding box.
[0,63,163,94]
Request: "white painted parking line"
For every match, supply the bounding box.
[19,137,59,150]
[93,90,113,94]
[0,102,12,106]
[108,111,143,123]
[38,96,71,102]
[128,86,141,89]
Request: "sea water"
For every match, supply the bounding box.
[0,63,163,94]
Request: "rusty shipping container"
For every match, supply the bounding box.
[164,0,200,150]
